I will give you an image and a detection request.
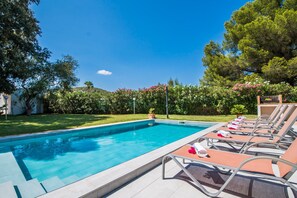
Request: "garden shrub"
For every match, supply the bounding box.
[47,91,108,114]
[47,82,297,115]
[230,104,248,115]
[108,89,136,114]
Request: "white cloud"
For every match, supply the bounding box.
[97,69,112,76]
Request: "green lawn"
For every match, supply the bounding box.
[0,114,257,137]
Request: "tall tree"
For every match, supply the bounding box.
[167,78,182,87]
[0,0,49,93]
[51,56,79,92]
[84,81,94,89]
[19,55,79,115]
[201,0,297,86]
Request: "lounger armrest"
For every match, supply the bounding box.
[255,124,273,129]
[255,121,270,126]
[267,125,278,131]
[252,127,273,134]
[255,120,271,125]
[197,134,212,142]
[271,134,287,140]
[240,141,284,154]
[238,156,297,176]
[261,134,287,141]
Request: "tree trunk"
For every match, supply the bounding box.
[25,98,32,116]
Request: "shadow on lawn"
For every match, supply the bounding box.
[0,114,111,136]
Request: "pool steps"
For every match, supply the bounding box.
[41,176,65,192]
[18,179,46,198]
[0,151,80,197]
[62,175,79,185]
[0,176,74,198]
[0,152,26,185]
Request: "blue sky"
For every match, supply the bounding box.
[33,0,250,91]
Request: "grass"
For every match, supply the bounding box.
[156,114,257,122]
[0,114,257,137]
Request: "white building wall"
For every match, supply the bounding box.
[1,91,44,115]
[0,94,12,114]
[10,92,26,115]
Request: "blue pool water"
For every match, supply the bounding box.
[0,121,211,192]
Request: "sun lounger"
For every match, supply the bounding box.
[200,107,297,152]
[240,104,288,128]
[218,105,295,135]
[162,138,297,197]
[222,104,288,130]
[243,104,283,125]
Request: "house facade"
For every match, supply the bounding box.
[0,91,43,115]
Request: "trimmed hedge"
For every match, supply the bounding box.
[47,82,297,115]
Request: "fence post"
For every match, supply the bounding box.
[166,86,169,119]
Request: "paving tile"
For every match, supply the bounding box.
[108,158,179,198]
[0,181,17,198]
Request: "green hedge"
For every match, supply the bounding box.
[46,82,297,115]
[47,91,109,114]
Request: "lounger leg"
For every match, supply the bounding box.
[206,138,219,150]
[163,154,238,197]
[162,156,168,179]
[284,179,297,192]
[225,141,243,152]
[207,138,210,147]
[213,166,232,175]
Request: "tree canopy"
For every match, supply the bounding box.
[201,0,297,86]
[84,81,94,89]
[0,0,51,93]
[0,1,80,114]
[167,78,182,87]
[19,55,79,115]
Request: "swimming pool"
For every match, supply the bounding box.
[0,120,215,197]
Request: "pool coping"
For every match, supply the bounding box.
[38,119,225,198]
[0,119,153,142]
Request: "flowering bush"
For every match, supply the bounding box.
[47,82,297,115]
[232,83,264,113]
[109,88,136,114]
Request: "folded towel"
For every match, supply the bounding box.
[188,146,196,154]
[217,130,231,138]
[234,118,244,122]
[217,133,224,137]
[193,143,207,156]
[231,121,241,125]
[227,124,240,130]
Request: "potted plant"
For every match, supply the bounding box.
[230,104,248,118]
[264,97,272,103]
[148,108,156,119]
